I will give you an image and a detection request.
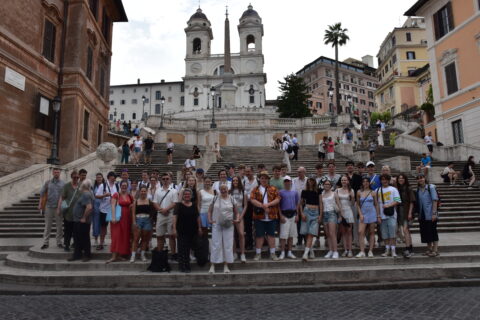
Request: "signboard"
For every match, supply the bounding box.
[39,96,49,116]
[4,67,25,91]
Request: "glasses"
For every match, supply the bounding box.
[73,177,79,179]
[162,178,170,181]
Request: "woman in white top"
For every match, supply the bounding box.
[214,142,222,161]
[212,169,232,194]
[319,180,339,259]
[147,176,158,201]
[230,176,247,263]
[197,177,215,233]
[133,137,143,166]
[166,138,174,165]
[377,130,384,147]
[335,175,355,258]
[208,184,239,274]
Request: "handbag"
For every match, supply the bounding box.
[61,185,79,212]
[106,204,122,222]
[253,188,268,215]
[379,187,395,216]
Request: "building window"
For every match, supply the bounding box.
[121,89,125,94]
[89,0,98,19]
[193,38,201,54]
[406,32,412,42]
[110,100,114,105]
[353,97,359,103]
[389,86,394,98]
[391,36,396,46]
[145,88,148,92]
[359,89,365,94]
[144,98,149,103]
[99,68,105,97]
[380,93,385,104]
[316,102,322,109]
[392,54,397,64]
[155,91,161,100]
[180,96,185,106]
[408,68,417,76]
[406,51,416,60]
[368,102,375,107]
[83,110,90,141]
[132,112,136,120]
[194,98,199,106]
[249,95,255,103]
[180,83,185,92]
[97,123,103,145]
[444,62,459,95]
[36,95,54,133]
[452,119,464,144]
[344,84,350,90]
[155,104,160,114]
[120,100,125,105]
[109,114,113,121]
[360,99,366,105]
[42,19,56,63]
[326,80,333,86]
[102,8,110,42]
[368,91,374,99]
[120,113,125,120]
[86,47,93,80]
[131,99,137,104]
[133,88,136,93]
[352,87,357,92]
[434,2,454,40]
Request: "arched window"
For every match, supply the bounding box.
[213,65,234,76]
[120,113,124,120]
[246,35,255,52]
[249,85,255,104]
[132,112,136,120]
[193,38,201,54]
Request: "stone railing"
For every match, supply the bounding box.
[167,106,278,119]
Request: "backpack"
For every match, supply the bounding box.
[426,184,441,208]
[347,131,353,140]
[147,248,170,272]
[193,235,209,267]
[286,144,293,153]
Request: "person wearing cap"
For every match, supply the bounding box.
[278,176,299,259]
[269,165,285,190]
[415,174,439,257]
[250,171,281,261]
[366,161,381,191]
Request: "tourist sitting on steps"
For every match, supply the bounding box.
[416,153,432,177]
[441,162,458,185]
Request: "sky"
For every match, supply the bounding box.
[110,0,419,99]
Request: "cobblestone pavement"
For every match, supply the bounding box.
[1,287,479,320]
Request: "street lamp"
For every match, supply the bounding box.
[328,85,337,127]
[160,96,165,129]
[141,95,146,121]
[347,95,354,128]
[47,96,61,165]
[210,87,217,129]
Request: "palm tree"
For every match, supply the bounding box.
[324,23,350,114]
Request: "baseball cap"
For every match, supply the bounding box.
[196,168,204,173]
[366,161,375,167]
[283,175,292,181]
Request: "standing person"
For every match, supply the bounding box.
[127,120,132,133]
[250,171,281,261]
[197,176,215,235]
[415,174,440,257]
[108,181,133,263]
[424,132,434,154]
[230,176,247,263]
[68,179,94,262]
[315,163,327,193]
[377,174,401,258]
[269,165,284,190]
[237,164,246,181]
[147,177,158,200]
[243,166,257,250]
[293,167,307,246]
[376,119,381,130]
[225,164,236,182]
[462,156,476,189]
[172,189,202,273]
[130,186,156,263]
[325,161,341,190]
[336,175,355,257]
[213,142,223,162]
[143,135,154,165]
[345,161,362,195]
[368,140,377,161]
[208,184,239,273]
[279,176,299,259]
[356,177,380,258]
[133,135,143,167]
[292,134,299,161]
[91,173,105,247]
[318,136,327,162]
[212,169,232,194]
[326,137,335,161]
[178,176,198,207]
[377,130,384,147]
[281,137,292,173]
[195,168,205,190]
[133,125,140,136]
[122,121,128,135]
[138,170,150,189]
[299,178,320,261]
[39,168,65,250]
[396,174,415,258]
[130,180,139,199]
[319,180,339,259]
[166,138,174,165]
[366,161,381,190]
[441,162,458,185]
[58,170,81,251]
[121,140,130,164]
[95,172,117,250]
[154,173,179,259]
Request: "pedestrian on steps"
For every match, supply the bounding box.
[59,170,82,251]
[281,137,292,173]
[415,174,439,257]
[166,138,174,165]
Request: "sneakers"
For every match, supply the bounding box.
[355,251,366,258]
[381,249,390,257]
[287,252,296,259]
[302,252,308,262]
[368,250,374,258]
[240,254,246,263]
[342,251,348,257]
[209,264,215,274]
[141,253,147,262]
[190,254,196,261]
[130,254,136,263]
[391,250,397,258]
[41,244,49,250]
[270,253,279,261]
[332,251,339,259]
[253,253,261,261]
[309,250,315,259]
[324,251,333,259]
[223,265,230,274]
[347,250,353,258]
[279,251,285,260]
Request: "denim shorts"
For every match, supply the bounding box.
[254,220,277,237]
[380,217,397,239]
[323,210,338,224]
[300,207,319,236]
[134,147,141,153]
[135,216,152,231]
[200,212,211,228]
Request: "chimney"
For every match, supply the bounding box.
[137,78,140,84]
[362,55,374,68]
[161,79,165,83]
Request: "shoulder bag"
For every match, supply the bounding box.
[61,184,79,212]
[378,187,395,216]
[253,187,268,215]
[216,196,235,228]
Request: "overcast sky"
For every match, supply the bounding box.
[110,0,418,99]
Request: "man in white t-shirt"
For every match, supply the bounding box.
[424,132,434,154]
[154,173,179,258]
[282,137,292,173]
[442,162,458,185]
[133,136,143,166]
[376,174,401,258]
[94,171,118,249]
[184,155,196,170]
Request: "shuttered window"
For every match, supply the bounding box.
[444,62,458,95]
[42,19,56,62]
[86,47,93,80]
[433,2,454,40]
[99,68,105,97]
[102,9,110,42]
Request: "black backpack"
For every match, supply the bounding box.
[286,144,293,153]
[147,248,170,272]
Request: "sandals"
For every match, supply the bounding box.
[428,251,440,257]
[96,245,103,251]
[422,250,432,256]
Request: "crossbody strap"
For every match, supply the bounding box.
[158,190,170,207]
[360,191,372,208]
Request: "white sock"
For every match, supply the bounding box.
[287,250,292,255]
[141,250,145,256]
[385,245,390,251]
[304,247,310,254]
[269,248,276,254]
[391,246,396,252]
[281,250,285,255]
[255,248,261,254]
[131,252,135,258]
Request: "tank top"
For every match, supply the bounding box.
[135,200,152,216]
[322,192,336,212]
[231,189,245,212]
[199,189,215,213]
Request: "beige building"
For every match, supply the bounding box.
[297,56,378,121]
[375,17,429,115]
[405,0,480,149]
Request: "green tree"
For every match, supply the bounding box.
[324,22,350,114]
[276,74,311,118]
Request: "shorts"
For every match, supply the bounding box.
[135,216,152,231]
[327,152,335,160]
[323,210,338,224]
[99,212,109,227]
[134,147,141,153]
[166,148,173,155]
[156,213,173,237]
[300,207,319,236]
[145,149,152,156]
[200,212,211,228]
[318,152,325,159]
[427,144,433,153]
[254,220,277,237]
[380,217,397,239]
[279,216,298,239]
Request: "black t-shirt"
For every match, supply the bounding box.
[301,190,320,206]
[348,173,363,194]
[144,138,154,150]
[173,202,199,236]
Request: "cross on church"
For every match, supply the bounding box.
[225,5,228,17]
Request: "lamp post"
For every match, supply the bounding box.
[160,96,165,129]
[47,96,61,165]
[328,85,337,127]
[347,95,354,128]
[210,87,217,129]
[141,95,146,121]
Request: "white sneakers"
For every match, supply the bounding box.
[309,250,315,259]
[381,249,390,257]
[287,252,296,259]
[240,254,246,263]
[347,251,353,258]
[270,253,279,261]
[342,251,348,257]
[223,264,230,273]
[253,253,261,261]
[355,251,366,258]
[302,252,308,262]
[391,249,397,258]
[130,254,135,263]
[324,251,333,258]
[332,251,339,259]
[209,264,215,274]
[279,251,285,260]
[368,250,374,258]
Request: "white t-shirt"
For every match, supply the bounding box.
[424,135,433,145]
[95,182,117,214]
[292,177,307,197]
[134,140,143,149]
[167,142,174,149]
[318,141,326,153]
[282,141,290,152]
[442,167,454,175]
[154,188,178,213]
[243,177,258,197]
[258,185,270,221]
[199,189,215,213]
[376,186,401,219]
[212,180,232,194]
[184,159,196,168]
